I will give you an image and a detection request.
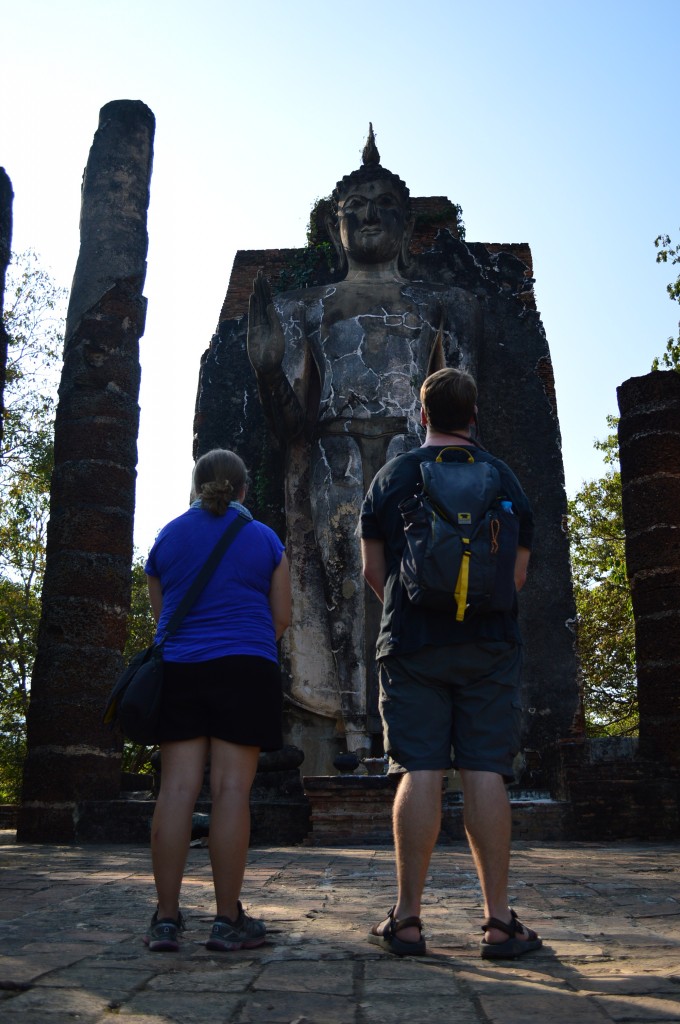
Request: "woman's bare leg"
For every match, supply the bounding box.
[207,739,260,920]
[151,737,208,919]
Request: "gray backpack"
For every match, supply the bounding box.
[398,447,519,620]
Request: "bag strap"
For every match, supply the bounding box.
[434,445,476,464]
[160,512,251,642]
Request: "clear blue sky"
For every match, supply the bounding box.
[2,0,678,553]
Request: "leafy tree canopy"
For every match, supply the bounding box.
[651,230,680,372]
[121,558,158,775]
[568,417,638,736]
[0,251,66,801]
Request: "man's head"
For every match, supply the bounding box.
[420,368,478,434]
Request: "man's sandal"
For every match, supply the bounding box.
[368,905,427,956]
[480,909,542,959]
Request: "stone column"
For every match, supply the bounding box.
[617,370,680,765]
[0,167,13,443]
[18,101,155,842]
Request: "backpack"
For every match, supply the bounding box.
[398,447,520,621]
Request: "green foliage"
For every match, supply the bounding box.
[121,556,159,776]
[654,232,680,302]
[568,417,638,736]
[0,251,66,802]
[651,336,680,372]
[277,243,334,292]
[262,193,338,292]
[124,557,157,659]
[2,250,65,472]
[651,231,680,372]
[306,195,334,246]
[414,203,466,240]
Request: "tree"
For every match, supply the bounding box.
[121,557,158,775]
[568,418,638,736]
[0,251,66,801]
[651,230,680,372]
[567,229,680,736]
[0,467,51,800]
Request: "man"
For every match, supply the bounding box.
[360,367,542,959]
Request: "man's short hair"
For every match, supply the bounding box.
[420,368,477,433]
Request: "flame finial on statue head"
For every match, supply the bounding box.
[362,122,380,167]
[332,124,410,210]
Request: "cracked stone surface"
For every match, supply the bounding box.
[2,833,680,1022]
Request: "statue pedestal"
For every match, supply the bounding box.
[75,749,312,844]
[302,775,399,846]
[303,775,572,845]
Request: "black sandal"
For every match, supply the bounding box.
[480,908,542,959]
[368,905,427,956]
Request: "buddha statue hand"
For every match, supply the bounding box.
[247,270,286,379]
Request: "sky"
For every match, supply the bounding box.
[2,0,678,555]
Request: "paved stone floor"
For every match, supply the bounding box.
[1,831,680,1023]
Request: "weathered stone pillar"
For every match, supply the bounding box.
[18,101,155,842]
[618,370,680,765]
[0,167,13,443]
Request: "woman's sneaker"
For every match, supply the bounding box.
[205,902,266,951]
[144,910,185,952]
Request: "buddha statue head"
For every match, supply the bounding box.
[326,124,414,275]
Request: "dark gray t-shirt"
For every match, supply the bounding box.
[360,445,534,658]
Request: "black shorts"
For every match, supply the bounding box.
[158,655,283,750]
[378,642,522,781]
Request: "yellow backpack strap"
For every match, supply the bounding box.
[435,446,475,464]
[454,541,471,621]
[435,447,474,619]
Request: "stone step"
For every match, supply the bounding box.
[75,794,311,845]
[302,775,570,845]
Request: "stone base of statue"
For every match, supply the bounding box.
[75,747,311,844]
[301,773,576,846]
[302,775,400,846]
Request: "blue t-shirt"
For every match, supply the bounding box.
[145,505,285,663]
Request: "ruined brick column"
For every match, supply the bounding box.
[617,370,680,765]
[18,101,155,842]
[0,167,13,443]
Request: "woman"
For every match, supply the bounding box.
[143,449,291,952]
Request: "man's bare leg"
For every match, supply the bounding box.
[459,768,533,944]
[380,769,443,943]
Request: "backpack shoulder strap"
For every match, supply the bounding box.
[433,445,476,465]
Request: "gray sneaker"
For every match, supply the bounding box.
[144,910,186,952]
[205,902,266,951]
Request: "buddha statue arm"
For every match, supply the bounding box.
[247,271,305,441]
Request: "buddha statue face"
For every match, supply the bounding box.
[336,177,408,266]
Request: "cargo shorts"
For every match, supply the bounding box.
[378,641,523,781]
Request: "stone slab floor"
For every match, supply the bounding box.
[1,832,679,1023]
